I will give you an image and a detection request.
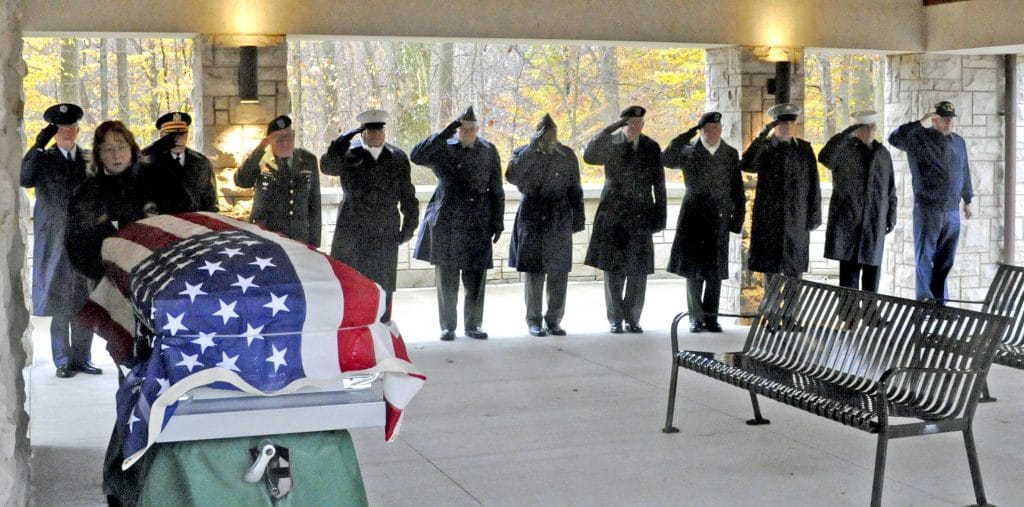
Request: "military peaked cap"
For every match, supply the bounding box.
[767,103,801,122]
[355,109,389,129]
[43,103,83,125]
[156,112,192,133]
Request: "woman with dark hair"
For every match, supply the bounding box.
[66,121,153,281]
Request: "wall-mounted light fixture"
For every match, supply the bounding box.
[238,45,259,103]
[758,47,793,104]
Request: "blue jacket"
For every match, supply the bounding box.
[888,121,973,211]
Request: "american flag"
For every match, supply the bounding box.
[78,212,425,470]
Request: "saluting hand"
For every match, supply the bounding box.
[757,120,780,139]
[441,119,462,138]
[674,125,700,144]
[920,112,940,125]
[35,124,59,149]
[338,126,365,143]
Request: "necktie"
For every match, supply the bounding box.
[66,151,73,162]
[178,154,185,167]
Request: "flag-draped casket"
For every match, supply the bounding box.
[78,212,425,470]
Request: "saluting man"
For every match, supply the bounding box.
[819,110,896,293]
[506,114,585,337]
[235,115,322,247]
[142,112,218,212]
[741,103,822,282]
[889,101,973,302]
[412,106,504,341]
[321,109,419,322]
[663,111,744,333]
[584,105,666,334]
[21,103,101,378]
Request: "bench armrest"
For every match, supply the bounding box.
[670,311,760,355]
[875,366,988,419]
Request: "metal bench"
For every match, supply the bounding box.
[663,275,1011,507]
[941,263,1024,401]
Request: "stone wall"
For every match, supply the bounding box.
[884,53,1014,301]
[705,46,808,314]
[197,35,290,218]
[319,183,835,289]
[0,0,31,505]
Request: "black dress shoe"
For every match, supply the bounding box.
[73,361,103,375]
[546,324,567,336]
[610,322,624,334]
[440,329,455,341]
[690,321,705,333]
[55,365,75,378]
[466,327,489,339]
[528,325,547,337]
[625,322,644,333]
[705,321,723,333]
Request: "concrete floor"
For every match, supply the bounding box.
[27,280,1024,506]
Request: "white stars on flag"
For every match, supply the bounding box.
[192,331,217,353]
[266,345,288,373]
[231,275,259,294]
[179,282,207,302]
[155,378,171,396]
[243,323,266,346]
[128,412,142,433]
[163,313,189,336]
[250,257,276,271]
[264,293,290,316]
[176,352,203,372]
[219,247,243,258]
[216,352,242,372]
[213,299,239,324]
[198,261,226,276]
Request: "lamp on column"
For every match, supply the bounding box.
[238,45,259,103]
[760,47,792,104]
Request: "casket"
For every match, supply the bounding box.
[79,212,425,470]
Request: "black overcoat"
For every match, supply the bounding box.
[662,139,744,280]
[20,145,91,316]
[506,142,585,274]
[235,148,322,247]
[65,165,150,282]
[411,133,504,271]
[741,136,822,276]
[142,144,219,212]
[818,132,897,266]
[321,140,419,292]
[583,131,666,275]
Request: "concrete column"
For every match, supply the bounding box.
[0,0,31,504]
[705,45,805,315]
[197,34,290,218]
[884,53,1008,301]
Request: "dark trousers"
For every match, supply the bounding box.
[435,265,487,331]
[603,272,647,325]
[50,312,93,368]
[381,291,393,323]
[523,271,568,326]
[913,207,960,301]
[686,277,722,324]
[838,261,881,292]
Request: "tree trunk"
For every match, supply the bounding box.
[291,41,304,143]
[99,39,109,120]
[59,38,79,104]
[116,38,129,122]
[837,54,852,126]
[434,43,454,130]
[598,46,620,124]
[819,56,837,138]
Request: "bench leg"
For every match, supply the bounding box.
[745,392,770,425]
[662,360,681,433]
[963,427,989,506]
[978,381,997,403]
[871,432,888,507]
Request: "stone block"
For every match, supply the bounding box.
[203,66,241,97]
[215,110,229,125]
[740,86,763,111]
[214,46,240,67]
[898,55,921,80]
[214,96,230,110]
[229,100,276,125]
[963,68,998,92]
[963,55,998,69]
[276,93,292,116]
[961,219,990,251]
[921,54,961,81]
[259,45,288,67]
[203,97,216,124]
[214,34,286,48]
[968,139,1003,162]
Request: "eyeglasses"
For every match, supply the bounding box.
[99,143,131,155]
